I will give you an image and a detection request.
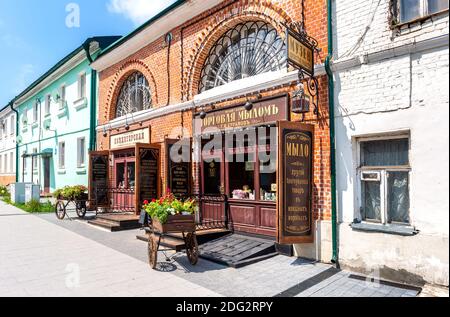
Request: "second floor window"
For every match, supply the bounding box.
[115,72,152,118]
[397,0,449,23]
[45,94,51,115]
[59,85,66,109]
[77,137,85,168]
[33,102,38,123]
[78,73,86,99]
[10,115,15,135]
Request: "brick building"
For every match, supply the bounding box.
[91,0,333,261]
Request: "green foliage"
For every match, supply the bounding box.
[143,192,196,224]
[0,185,9,198]
[53,185,88,200]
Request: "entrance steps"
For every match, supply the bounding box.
[198,234,278,268]
[88,213,141,232]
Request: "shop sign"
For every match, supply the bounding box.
[287,30,314,77]
[89,151,109,207]
[111,128,150,150]
[166,139,192,197]
[196,96,288,133]
[136,143,161,209]
[277,121,314,244]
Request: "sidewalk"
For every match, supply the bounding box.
[0,201,421,297]
[0,201,220,297]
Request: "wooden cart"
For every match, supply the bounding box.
[147,214,199,269]
[55,193,93,220]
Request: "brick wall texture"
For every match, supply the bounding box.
[96,0,331,220]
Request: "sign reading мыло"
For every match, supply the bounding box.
[277,122,314,244]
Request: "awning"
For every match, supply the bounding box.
[22,148,53,158]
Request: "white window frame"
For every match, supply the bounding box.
[355,134,412,226]
[0,154,2,174]
[4,154,8,175]
[78,72,87,100]
[397,0,449,24]
[9,152,14,173]
[22,109,28,126]
[33,101,39,123]
[10,115,15,136]
[32,148,38,171]
[59,84,66,110]
[77,137,86,168]
[23,151,27,172]
[58,141,66,170]
[45,94,51,115]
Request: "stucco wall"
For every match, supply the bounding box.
[0,108,16,185]
[17,59,93,192]
[333,0,449,286]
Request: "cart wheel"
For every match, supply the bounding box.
[75,202,87,218]
[185,233,199,265]
[148,235,158,270]
[55,201,66,220]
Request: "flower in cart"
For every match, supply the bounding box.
[143,200,149,206]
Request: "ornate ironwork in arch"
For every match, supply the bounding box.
[198,21,287,93]
[115,72,152,118]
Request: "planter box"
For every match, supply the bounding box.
[152,214,195,234]
[57,193,89,201]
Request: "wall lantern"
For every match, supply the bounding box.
[244,100,254,111]
[291,87,310,114]
[102,126,108,138]
[199,107,207,120]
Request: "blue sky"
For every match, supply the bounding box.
[0,0,176,106]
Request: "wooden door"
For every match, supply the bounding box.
[43,157,51,194]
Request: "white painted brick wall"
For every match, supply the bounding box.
[333,0,449,286]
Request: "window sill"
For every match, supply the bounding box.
[44,113,51,118]
[76,168,87,175]
[57,108,68,118]
[31,122,39,129]
[351,222,419,236]
[57,170,66,175]
[74,97,88,111]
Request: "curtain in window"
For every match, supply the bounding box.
[388,171,410,223]
[362,181,381,222]
[361,139,409,166]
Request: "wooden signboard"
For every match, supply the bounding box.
[195,95,289,134]
[277,121,315,244]
[166,139,192,197]
[287,30,314,77]
[89,151,110,208]
[135,143,161,212]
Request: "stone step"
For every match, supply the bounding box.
[88,214,142,232]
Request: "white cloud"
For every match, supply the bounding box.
[14,64,34,94]
[107,0,176,26]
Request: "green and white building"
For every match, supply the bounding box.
[13,36,120,194]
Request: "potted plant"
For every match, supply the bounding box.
[53,185,88,201]
[143,191,197,234]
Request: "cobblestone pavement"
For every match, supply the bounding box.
[1,202,420,297]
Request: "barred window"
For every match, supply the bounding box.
[115,72,152,118]
[359,137,411,225]
[199,21,287,93]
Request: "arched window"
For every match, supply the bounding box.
[115,72,152,118]
[199,21,287,93]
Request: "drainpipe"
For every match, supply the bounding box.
[9,100,19,183]
[82,39,97,152]
[325,0,339,267]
